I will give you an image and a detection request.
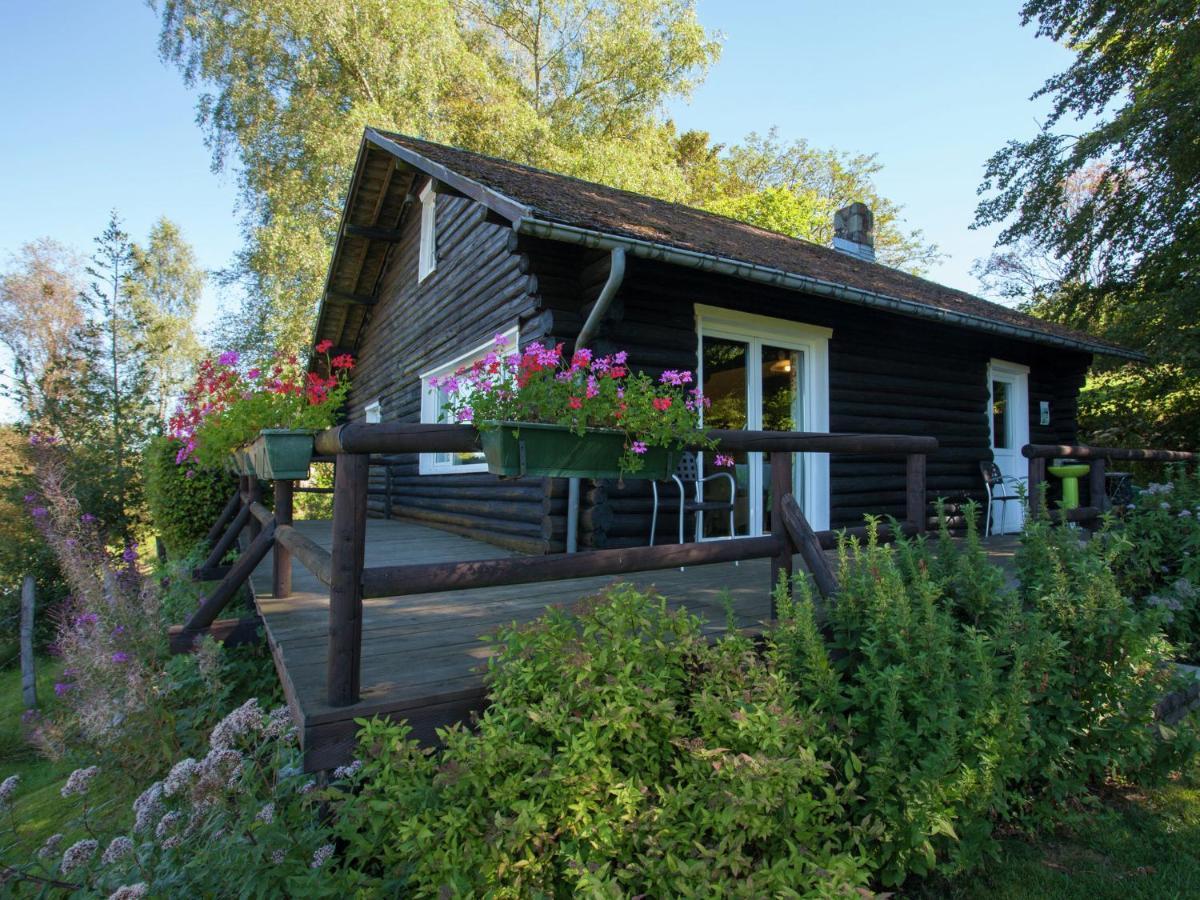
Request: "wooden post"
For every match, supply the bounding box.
[1089,457,1107,514]
[204,491,242,548]
[769,451,794,618]
[273,480,294,599]
[1028,456,1046,519]
[184,522,277,634]
[20,576,36,708]
[247,479,263,542]
[198,504,251,574]
[780,494,840,602]
[328,453,368,707]
[905,453,927,534]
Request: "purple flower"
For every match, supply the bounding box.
[247,368,261,379]
[613,351,628,365]
[122,544,139,564]
[54,682,72,696]
[81,513,96,523]
[218,351,239,366]
[23,494,36,503]
[714,453,735,468]
[631,441,648,455]
[493,332,510,346]
[74,613,98,628]
[185,469,195,479]
[30,507,48,519]
[455,407,474,423]
[111,652,129,664]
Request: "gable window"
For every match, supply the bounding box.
[418,326,518,474]
[364,399,382,424]
[418,180,437,282]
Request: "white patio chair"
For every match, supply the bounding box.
[649,451,737,547]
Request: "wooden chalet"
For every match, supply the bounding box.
[177,129,1167,770]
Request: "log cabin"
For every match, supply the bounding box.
[312,128,1142,552]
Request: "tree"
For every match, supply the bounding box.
[0,239,88,426]
[153,0,718,352]
[975,0,1200,447]
[126,217,206,423]
[686,129,943,274]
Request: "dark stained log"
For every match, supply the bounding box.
[781,494,839,600]
[248,501,273,527]
[247,480,264,542]
[169,616,263,654]
[328,453,369,707]
[710,430,939,455]
[204,491,242,548]
[815,521,920,550]
[326,290,378,306]
[906,453,927,534]
[1023,443,1195,462]
[360,535,783,599]
[184,522,277,632]
[192,564,232,582]
[276,524,333,586]
[770,452,794,613]
[1089,458,1107,511]
[390,504,552,539]
[274,481,294,598]
[199,504,251,575]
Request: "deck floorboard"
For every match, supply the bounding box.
[250,517,775,770]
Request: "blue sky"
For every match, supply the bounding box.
[0,1,1072,333]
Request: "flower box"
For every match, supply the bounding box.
[249,429,316,481]
[227,447,256,477]
[480,422,677,480]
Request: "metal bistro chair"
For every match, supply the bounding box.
[979,460,1024,537]
[649,451,737,547]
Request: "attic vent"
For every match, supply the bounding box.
[832,202,875,263]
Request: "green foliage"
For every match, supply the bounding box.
[976,1,1200,449]
[144,435,237,557]
[336,585,871,896]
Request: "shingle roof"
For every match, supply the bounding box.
[359,129,1139,360]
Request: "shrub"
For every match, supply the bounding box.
[336,586,871,896]
[773,516,1037,884]
[144,435,238,558]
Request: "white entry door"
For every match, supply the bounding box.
[988,359,1030,534]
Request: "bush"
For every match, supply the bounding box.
[144,435,237,557]
[336,586,871,896]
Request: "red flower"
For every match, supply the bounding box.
[568,396,583,410]
[315,340,333,354]
[652,397,672,411]
[331,354,355,370]
[610,366,627,379]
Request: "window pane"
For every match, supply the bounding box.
[992,380,1009,449]
[761,345,802,533]
[701,336,749,538]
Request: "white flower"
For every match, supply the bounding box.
[1161,502,1171,511]
[37,833,63,859]
[108,884,148,900]
[61,765,100,798]
[333,759,362,779]
[1180,509,1192,518]
[132,782,164,833]
[299,780,317,795]
[209,698,262,750]
[155,810,183,840]
[61,838,98,873]
[163,758,197,797]
[270,849,286,865]
[101,835,133,865]
[0,774,19,806]
[311,843,335,869]
[262,705,292,739]
[255,802,275,825]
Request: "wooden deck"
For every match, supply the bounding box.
[251,518,777,770]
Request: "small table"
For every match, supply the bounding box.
[1048,463,1091,509]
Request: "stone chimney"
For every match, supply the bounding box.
[832,202,875,263]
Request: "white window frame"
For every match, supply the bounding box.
[418,326,519,475]
[364,399,382,424]
[695,304,831,533]
[418,180,437,282]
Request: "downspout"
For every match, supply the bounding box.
[566,247,627,553]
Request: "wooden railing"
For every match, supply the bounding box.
[1023,442,1196,524]
[175,424,938,708]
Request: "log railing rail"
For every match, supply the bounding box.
[1022,442,1196,525]
[176,424,937,708]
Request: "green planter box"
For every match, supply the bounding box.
[250,429,315,481]
[480,421,677,480]
[227,447,256,477]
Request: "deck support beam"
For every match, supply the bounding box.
[780,494,840,602]
[274,480,294,598]
[905,453,927,534]
[328,453,368,707]
[183,522,277,635]
[199,504,251,575]
[769,452,794,617]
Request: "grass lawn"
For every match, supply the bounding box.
[0,662,137,868]
[910,768,1200,899]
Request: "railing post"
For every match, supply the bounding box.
[1089,457,1107,514]
[328,452,368,707]
[273,480,294,598]
[905,453,927,534]
[246,478,263,542]
[1028,455,1046,519]
[769,451,794,618]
